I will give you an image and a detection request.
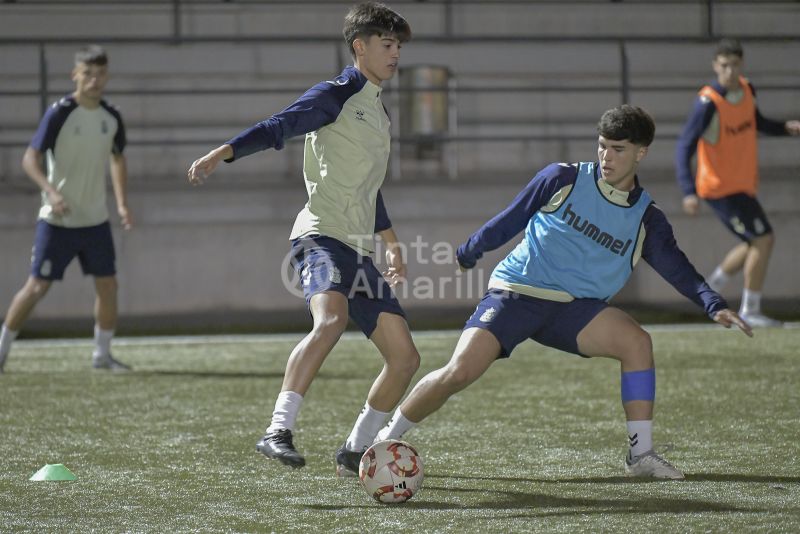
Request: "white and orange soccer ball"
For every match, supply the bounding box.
[358,439,424,503]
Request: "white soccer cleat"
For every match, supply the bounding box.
[739,312,783,328]
[625,450,685,480]
[92,353,132,372]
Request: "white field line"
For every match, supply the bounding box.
[14,322,799,349]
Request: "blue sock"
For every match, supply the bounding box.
[621,368,655,403]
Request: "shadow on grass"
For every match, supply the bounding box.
[425,472,800,485]
[685,473,800,484]
[308,484,763,514]
[308,472,792,514]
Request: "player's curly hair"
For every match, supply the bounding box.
[597,105,655,147]
[343,2,412,57]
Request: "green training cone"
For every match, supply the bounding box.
[29,464,77,481]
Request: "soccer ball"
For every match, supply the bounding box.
[358,439,424,504]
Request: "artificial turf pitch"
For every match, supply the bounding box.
[1,325,798,532]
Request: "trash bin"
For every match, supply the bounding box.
[399,65,450,159]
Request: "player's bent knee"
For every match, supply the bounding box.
[403,350,421,375]
[24,279,52,300]
[313,313,348,337]
[621,329,653,366]
[385,347,420,376]
[440,363,479,392]
[397,360,421,382]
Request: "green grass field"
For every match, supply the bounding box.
[1,325,798,533]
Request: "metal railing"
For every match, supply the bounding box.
[1,0,798,180]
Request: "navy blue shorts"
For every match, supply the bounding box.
[706,193,773,242]
[463,289,608,358]
[30,220,116,280]
[291,236,405,338]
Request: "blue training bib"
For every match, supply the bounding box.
[492,162,650,301]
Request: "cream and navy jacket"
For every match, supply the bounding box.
[226,66,392,255]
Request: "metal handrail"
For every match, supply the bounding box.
[3,81,799,99]
[3,34,799,46]
[2,0,798,177]
[4,0,799,5]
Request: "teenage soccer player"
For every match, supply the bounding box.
[0,45,132,373]
[675,38,800,327]
[187,2,419,475]
[377,105,753,479]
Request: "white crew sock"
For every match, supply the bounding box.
[93,325,114,358]
[345,403,390,452]
[376,408,416,442]
[0,324,19,358]
[740,289,761,315]
[627,420,653,460]
[266,391,304,433]
[706,266,730,293]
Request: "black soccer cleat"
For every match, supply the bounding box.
[256,429,306,468]
[335,444,363,477]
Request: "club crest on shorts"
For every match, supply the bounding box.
[730,216,746,236]
[40,259,52,277]
[329,266,342,284]
[479,307,497,323]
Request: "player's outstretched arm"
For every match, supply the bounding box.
[456,163,572,270]
[455,249,473,272]
[785,120,800,136]
[187,144,233,185]
[713,309,753,337]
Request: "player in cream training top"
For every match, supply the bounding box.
[0,45,133,374]
[188,2,420,475]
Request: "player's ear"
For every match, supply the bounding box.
[636,146,648,162]
[352,37,366,57]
